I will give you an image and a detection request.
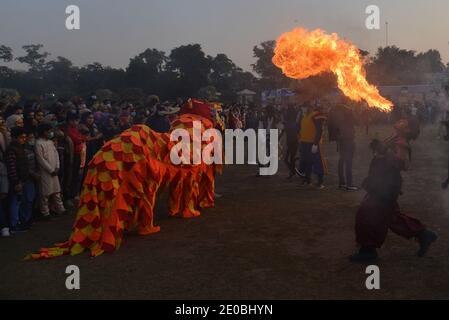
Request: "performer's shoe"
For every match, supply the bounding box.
[338,184,347,190]
[346,186,359,192]
[349,247,378,263]
[316,184,325,190]
[417,230,438,257]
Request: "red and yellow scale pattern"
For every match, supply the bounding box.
[27,113,221,259]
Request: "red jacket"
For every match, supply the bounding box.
[66,126,86,154]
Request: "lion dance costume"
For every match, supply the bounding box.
[27,99,222,259]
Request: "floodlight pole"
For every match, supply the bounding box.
[386,21,389,47]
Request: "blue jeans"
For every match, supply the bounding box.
[9,181,36,228]
[299,142,324,185]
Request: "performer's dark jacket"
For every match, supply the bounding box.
[356,135,425,248]
[362,136,406,205]
[146,113,170,133]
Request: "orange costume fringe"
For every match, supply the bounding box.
[27,112,221,259]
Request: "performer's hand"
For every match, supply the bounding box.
[311,144,319,154]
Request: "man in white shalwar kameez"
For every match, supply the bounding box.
[35,123,66,218]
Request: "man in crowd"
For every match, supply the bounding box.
[5,127,36,232]
[6,105,23,129]
[146,101,171,133]
[328,98,358,191]
[65,111,85,205]
[35,123,66,219]
[118,110,132,132]
[34,110,45,124]
[283,105,301,179]
[299,101,327,189]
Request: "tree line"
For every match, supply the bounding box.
[0,43,256,103]
[0,41,447,103]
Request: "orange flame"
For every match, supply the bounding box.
[272,28,393,112]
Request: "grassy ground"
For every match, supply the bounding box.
[1,124,448,299]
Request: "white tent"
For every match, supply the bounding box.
[237,89,256,104]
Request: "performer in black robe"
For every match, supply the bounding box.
[350,119,438,262]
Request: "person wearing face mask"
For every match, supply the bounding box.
[5,127,36,232]
[6,105,23,129]
[35,123,66,220]
[133,103,148,124]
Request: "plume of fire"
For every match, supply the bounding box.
[272,28,393,112]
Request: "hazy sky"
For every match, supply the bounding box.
[1,0,448,72]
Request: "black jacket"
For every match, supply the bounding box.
[5,141,31,186]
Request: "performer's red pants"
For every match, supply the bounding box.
[355,195,425,248]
